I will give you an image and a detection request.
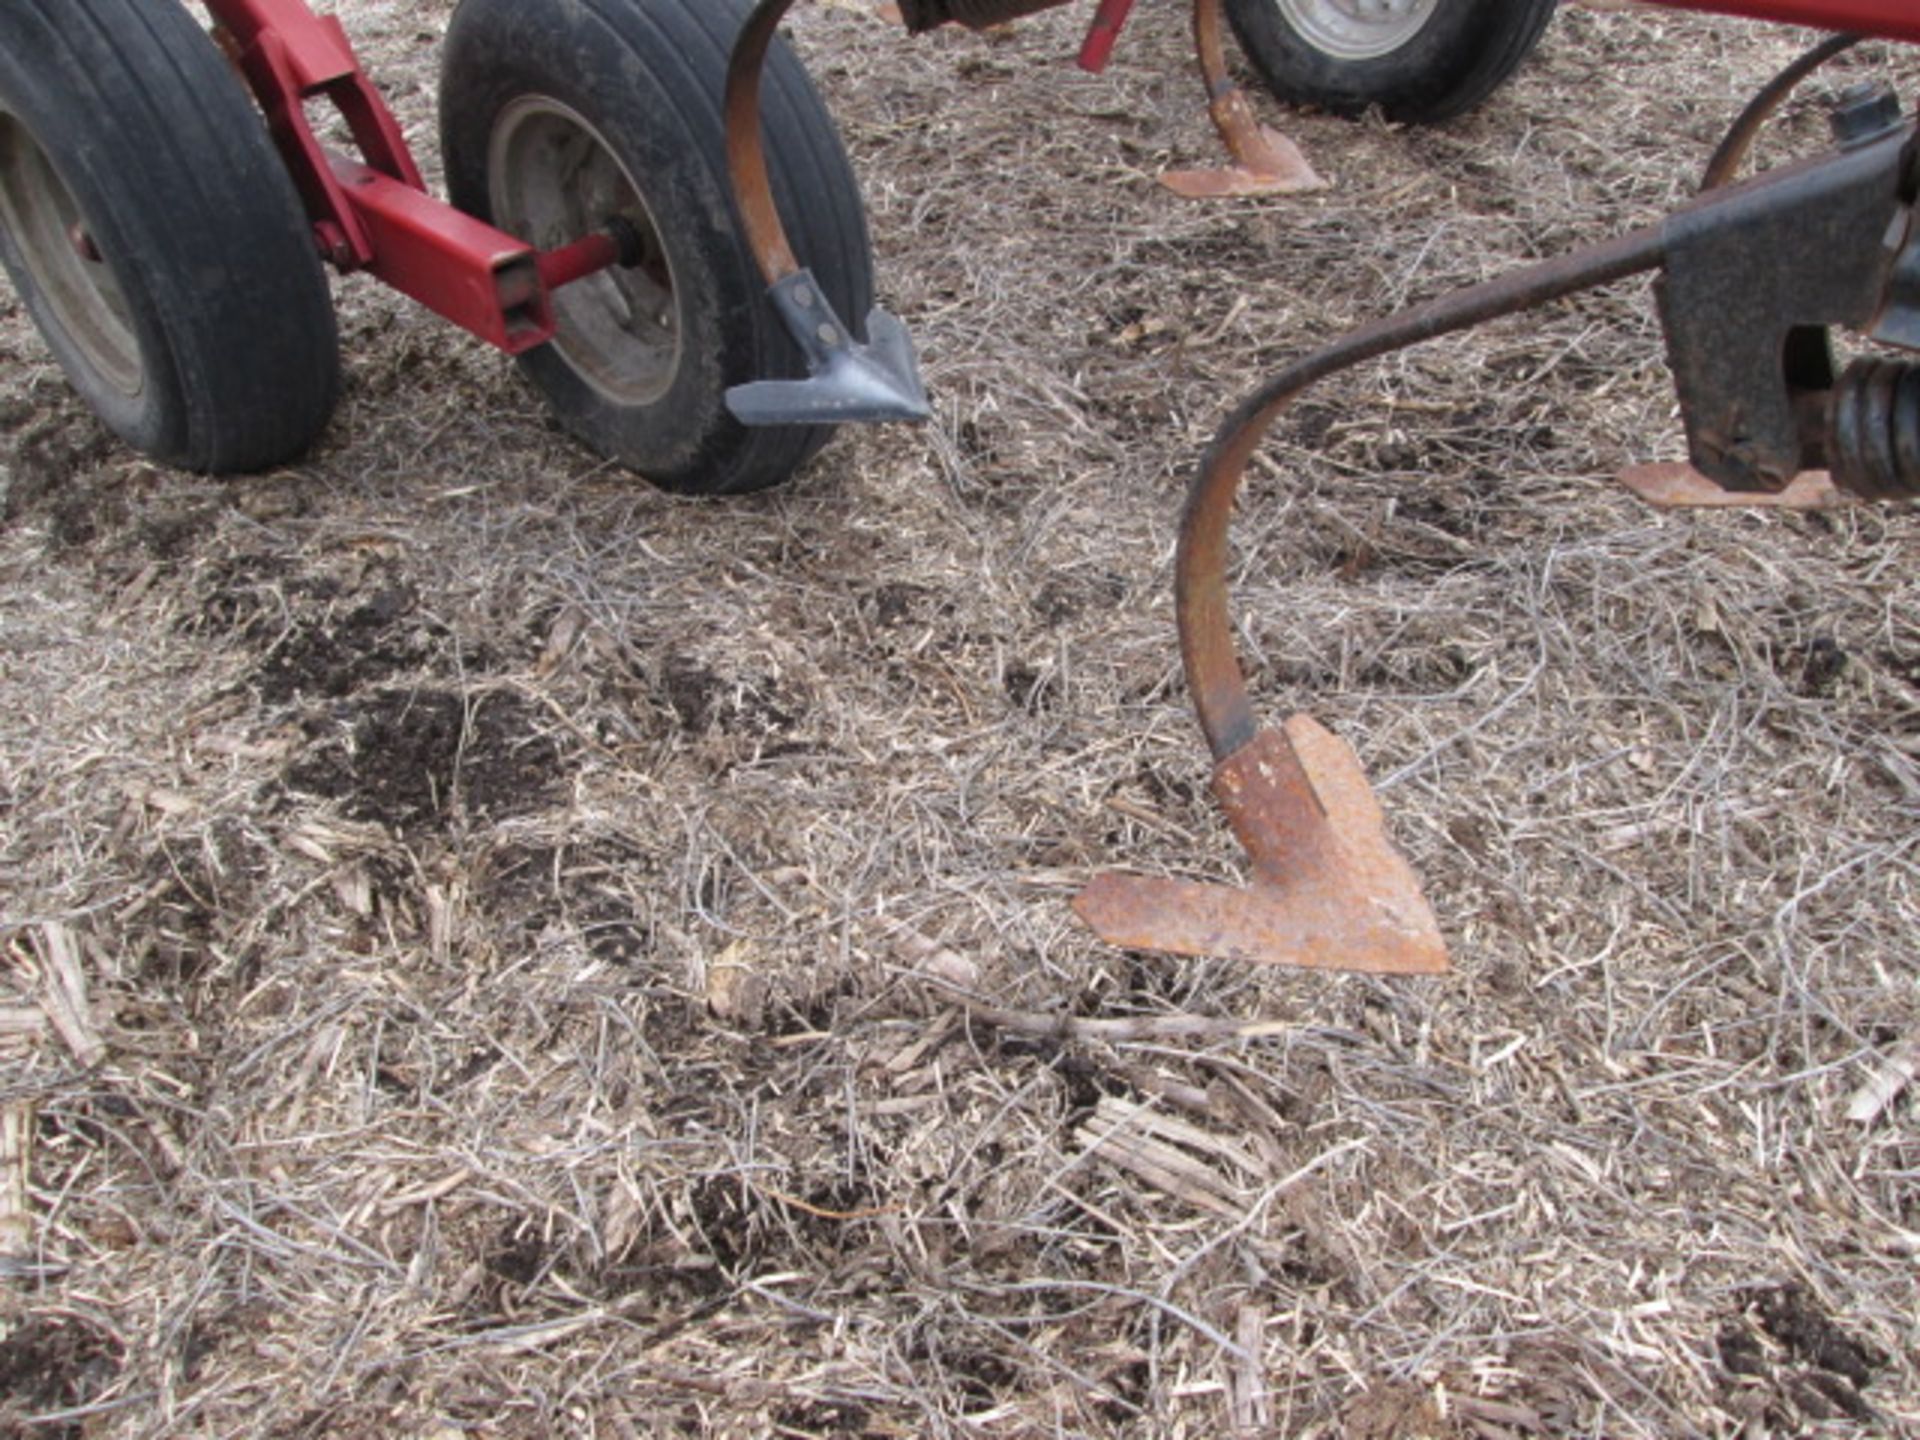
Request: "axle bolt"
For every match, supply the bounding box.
[1829,82,1903,150]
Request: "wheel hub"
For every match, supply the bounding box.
[1272,0,1438,60]
[485,97,681,406]
[0,112,142,397]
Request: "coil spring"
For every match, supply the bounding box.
[1831,358,1920,500]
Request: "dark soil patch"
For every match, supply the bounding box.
[471,839,658,964]
[253,579,436,703]
[0,1315,124,1439]
[285,688,565,832]
[132,864,221,990]
[769,1398,875,1438]
[0,400,114,532]
[192,556,459,702]
[486,1221,551,1287]
[1751,1283,1885,1388]
[127,824,267,991]
[190,552,298,633]
[1717,1283,1888,1427]
[862,580,937,629]
[659,652,803,737]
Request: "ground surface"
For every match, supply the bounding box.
[1,2,1917,1436]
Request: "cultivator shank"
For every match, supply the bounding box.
[1081,64,1920,971]
[722,0,932,426]
[1159,0,1322,198]
[869,0,1322,197]
[1076,718,1447,972]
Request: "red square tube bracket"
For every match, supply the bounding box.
[328,154,557,353]
[209,0,358,85]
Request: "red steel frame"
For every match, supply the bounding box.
[200,0,1919,360]
[1658,0,1920,42]
[203,0,619,354]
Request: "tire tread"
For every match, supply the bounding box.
[1224,0,1555,124]
[0,0,339,471]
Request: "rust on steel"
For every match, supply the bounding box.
[1179,226,1668,761]
[1161,0,1322,199]
[1167,224,1666,760]
[1616,462,1849,509]
[1077,226,1669,973]
[1076,717,1448,973]
[725,0,804,287]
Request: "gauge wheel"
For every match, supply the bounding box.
[440,0,876,495]
[0,0,340,472]
[1223,0,1556,123]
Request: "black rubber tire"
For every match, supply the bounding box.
[0,0,340,473]
[1224,0,1556,123]
[439,0,876,496]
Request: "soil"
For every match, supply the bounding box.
[284,687,564,831]
[0,1316,122,1439]
[1709,1283,1893,1428]
[0,3,1916,1437]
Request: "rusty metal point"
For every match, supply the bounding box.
[1616,463,1850,510]
[1075,715,1448,974]
[1071,224,1668,975]
[1160,90,1325,200]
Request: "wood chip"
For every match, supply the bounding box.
[30,924,104,1068]
[0,1104,31,1257]
[1076,1096,1252,1219]
[1230,1303,1270,1435]
[1845,1028,1920,1124]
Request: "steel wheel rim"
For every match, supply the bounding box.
[0,112,143,398]
[486,97,681,406]
[1272,0,1439,60]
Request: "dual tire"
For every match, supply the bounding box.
[0,0,1555,487]
[0,0,868,495]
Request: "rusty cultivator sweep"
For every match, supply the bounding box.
[886,0,1324,196]
[0,0,1913,978]
[1080,0,1920,974]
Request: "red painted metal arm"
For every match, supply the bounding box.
[205,0,422,267]
[1652,0,1920,43]
[1077,0,1137,72]
[198,0,619,353]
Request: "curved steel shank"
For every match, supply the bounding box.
[1077,229,1669,973]
[721,0,932,425]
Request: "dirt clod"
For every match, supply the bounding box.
[0,1317,123,1438]
[1751,1283,1885,1389]
[285,687,563,831]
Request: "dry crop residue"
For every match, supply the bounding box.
[1,2,1917,1436]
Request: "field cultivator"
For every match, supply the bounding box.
[0,0,1560,489]
[0,0,1915,978]
[1081,0,1920,974]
